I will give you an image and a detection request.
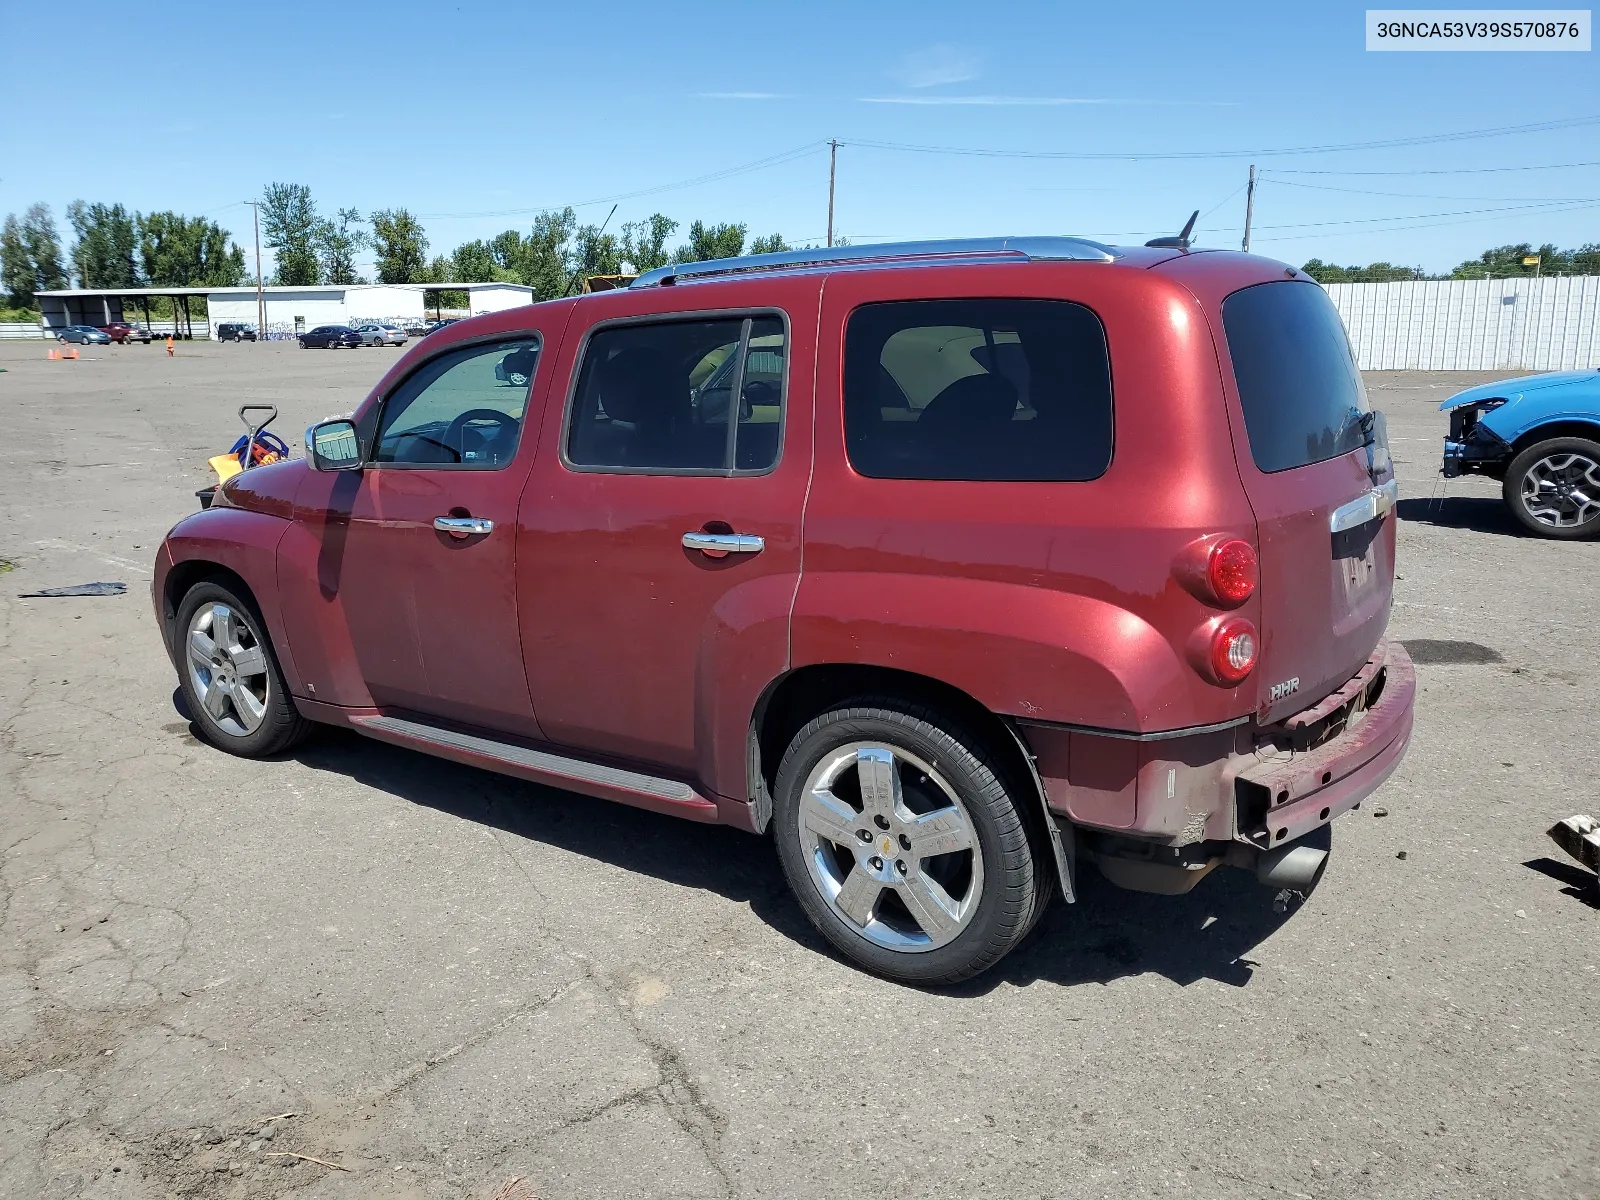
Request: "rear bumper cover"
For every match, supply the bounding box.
[1233,640,1416,848]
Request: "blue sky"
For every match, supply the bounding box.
[2,0,1596,275]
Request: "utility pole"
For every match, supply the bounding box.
[1241,164,1256,253]
[826,139,838,247]
[246,199,265,339]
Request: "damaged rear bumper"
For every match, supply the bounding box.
[1234,640,1416,850]
[1021,640,1416,894]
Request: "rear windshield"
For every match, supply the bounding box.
[1222,281,1370,473]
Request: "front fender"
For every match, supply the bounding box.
[157,508,300,693]
[1481,396,1600,444]
[789,573,1193,732]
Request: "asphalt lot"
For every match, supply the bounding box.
[0,336,1596,1200]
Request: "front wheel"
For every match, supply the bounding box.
[1504,436,1600,539]
[772,702,1049,985]
[175,581,311,757]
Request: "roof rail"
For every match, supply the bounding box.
[629,236,1118,288]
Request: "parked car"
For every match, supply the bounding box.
[354,323,407,347]
[297,325,363,349]
[56,325,112,345]
[216,323,259,343]
[154,237,1415,985]
[1441,370,1600,538]
[421,318,461,337]
[99,322,153,344]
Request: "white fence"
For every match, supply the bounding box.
[1325,275,1600,372]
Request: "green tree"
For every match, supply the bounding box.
[521,208,578,299]
[1300,258,1426,284]
[2,215,35,306]
[451,239,499,283]
[1571,244,1600,275]
[260,183,320,286]
[673,220,746,263]
[24,204,69,293]
[568,221,623,288]
[749,233,790,255]
[619,214,678,273]
[371,208,429,283]
[66,201,136,288]
[1449,242,1562,279]
[317,207,367,284]
[139,212,247,286]
[489,229,527,276]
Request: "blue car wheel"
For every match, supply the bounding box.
[1504,435,1600,540]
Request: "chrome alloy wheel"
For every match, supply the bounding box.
[1521,451,1600,529]
[185,602,270,736]
[797,743,984,953]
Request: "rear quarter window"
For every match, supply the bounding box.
[1222,281,1370,473]
[844,298,1112,482]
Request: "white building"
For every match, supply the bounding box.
[37,282,537,340]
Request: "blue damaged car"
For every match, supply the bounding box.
[1441,369,1600,538]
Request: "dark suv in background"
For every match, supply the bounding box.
[156,237,1414,985]
[216,323,259,343]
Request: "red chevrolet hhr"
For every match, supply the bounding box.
[154,237,1414,985]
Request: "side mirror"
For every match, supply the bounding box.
[305,419,363,471]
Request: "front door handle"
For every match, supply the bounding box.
[435,516,494,536]
[682,531,764,555]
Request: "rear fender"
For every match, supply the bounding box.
[790,573,1191,732]
[694,572,802,827]
[157,508,301,693]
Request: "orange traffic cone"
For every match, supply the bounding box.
[165,335,174,357]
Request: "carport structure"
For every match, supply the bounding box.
[35,287,213,339]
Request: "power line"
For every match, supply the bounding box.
[1263,177,1600,202]
[837,115,1600,162]
[1249,200,1600,243]
[1269,159,1600,176]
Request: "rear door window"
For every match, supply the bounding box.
[1222,281,1371,473]
[565,314,786,474]
[844,299,1112,481]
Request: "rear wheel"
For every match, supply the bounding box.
[1504,436,1600,539]
[175,581,311,757]
[772,701,1048,985]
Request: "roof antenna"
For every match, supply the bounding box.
[562,203,619,297]
[1145,209,1199,250]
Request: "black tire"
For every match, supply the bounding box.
[772,700,1050,986]
[174,580,312,758]
[1503,436,1600,540]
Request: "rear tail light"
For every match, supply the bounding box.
[1207,539,1257,605]
[1209,618,1258,685]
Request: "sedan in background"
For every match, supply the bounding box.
[297,325,364,350]
[354,323,407,347]
[99,322,153,344]
[56,325,112,345]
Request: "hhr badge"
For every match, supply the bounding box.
[1269,677,1301,703]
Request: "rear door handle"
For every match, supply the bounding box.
[682,531,764,555]
[435,516,494,536]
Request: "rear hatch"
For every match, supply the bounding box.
[1219,280,1396,724]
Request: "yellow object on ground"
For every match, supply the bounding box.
[209,453,242,483]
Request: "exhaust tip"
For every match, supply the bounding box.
[1256,843,1328,893]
